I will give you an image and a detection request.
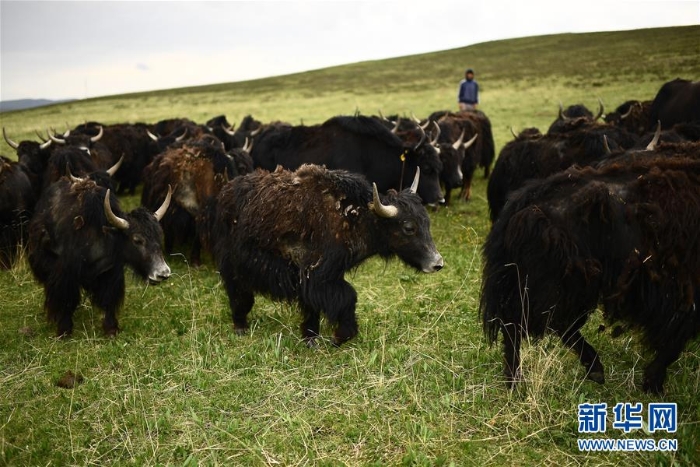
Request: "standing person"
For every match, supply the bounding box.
[458,68,479,112]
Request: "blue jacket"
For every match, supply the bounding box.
[458,79,479,104]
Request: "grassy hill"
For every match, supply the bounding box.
[2,25,699,156]
[1,25,699,466]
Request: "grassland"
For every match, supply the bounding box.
[1,25,700,466]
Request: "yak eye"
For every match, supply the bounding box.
[402,221,417,236]
[132,234,146,246]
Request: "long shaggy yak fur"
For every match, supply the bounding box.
[480,156,700,393]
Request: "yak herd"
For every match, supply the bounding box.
[1,77,699,393]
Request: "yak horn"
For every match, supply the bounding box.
[106,154,124,176]
[146,129,160,141]
[242,137,254,153]
[619,106,633,120]
[104,189,130,230]
[90,125,103,143]
[510,127,518,139]
[646,121,661,151]
[452,128,466,150]
[222,123,236,136]
[430,121,441,146]
[378,109,389,121]
[153,185,172,222]
[558,101,569,121]
[35,130,48,143]
[47,129,66,144]
[594,98,604,121]
[412,125,427,149]
[411,112,421,124]
[409,167,420,194]
[463,132,479,150]
[40,139,52,150]
[391,118,401,134]
[249,127,262,137]
[175,128,188,142]
[603,135,612,154]
[371,183,398,218]
[2,127,19,149]
[66,164,85,183]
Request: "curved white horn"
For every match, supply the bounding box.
[594,98,604,121]
[603,135,612,154]
[510,127,518,139]
[47,129,66,145]
[412,125,427,149]
[409,167,420,194]
[40,139,53,150]
[90,125,103,143]
[146,129,160,142]
[646,121,661,151]
[391,118,400,134]
[66,164,85,183]
[104,189,130,230]
[619,105,634,120]
[153,185,172,221]
[2,128,19,149]
[174,128,188,142]
[106,154,124,177]
[411,112,421,124]
[452,128,465,150]
[249,127,262,137]
[462,132,479,150]
[558,101,569,121]
[378,109,389,122]
[371,183,398,218]
[222,123,235,136]
[242,137,253,153]
[430,121,441,146]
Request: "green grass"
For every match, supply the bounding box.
[2,25,700,465]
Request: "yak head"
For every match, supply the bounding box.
[402,126,444,206]
[103,187,172,284]
[370,168,444,273]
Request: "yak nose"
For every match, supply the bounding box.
[149,263,171,283]
[423,253,444,273]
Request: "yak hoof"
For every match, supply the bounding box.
[305,336,320,349]
[642,376,664,394]
[233,326,249,336]
[505,368,522,389]
[586,370,605,385]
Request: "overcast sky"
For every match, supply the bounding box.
[1,0,698,101]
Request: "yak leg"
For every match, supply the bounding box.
[560,319,604,384]
[305,279,358,346]
[190,236,202,268]
[88,269,125,336]
[299,302,321,347]
[220,271,254,335]
[643,340,688,394]
[45,276,81,337]
[502,323,522,388]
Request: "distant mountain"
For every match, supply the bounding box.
[0,98,76,112]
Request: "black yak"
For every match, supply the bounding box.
[211,164,444,346]
[0,156,36,268]
[480,157,700,393]
[28,178,172,336]
[250,115,445,205]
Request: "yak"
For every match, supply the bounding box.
[210,164,444,346]
[141,137,253,266]
[480,157,700,393]
[649,78,700,130]
[0,156,36,268]
[250,115,445,205]
[487,118,638,222]
[28,178,172,337]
